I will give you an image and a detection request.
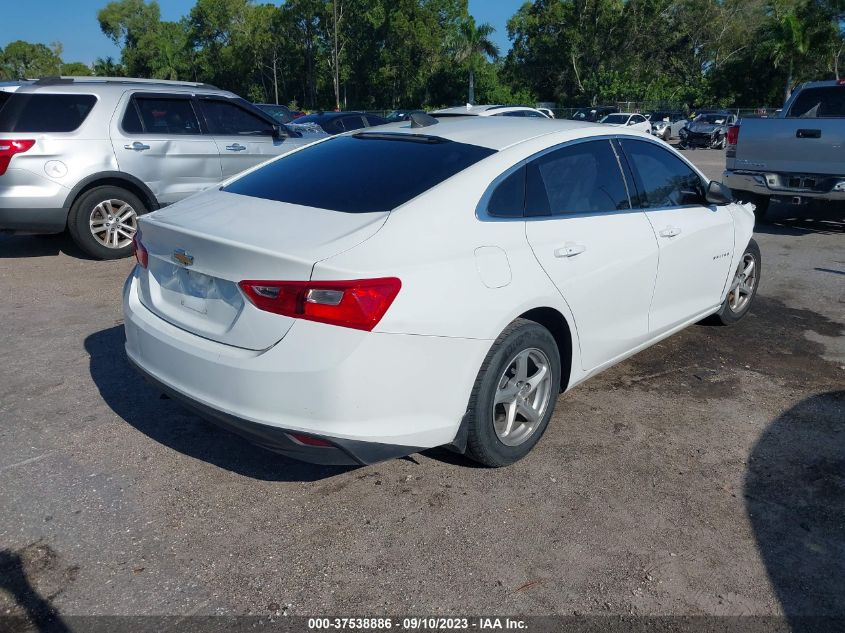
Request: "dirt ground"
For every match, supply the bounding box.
[1,148,843,622]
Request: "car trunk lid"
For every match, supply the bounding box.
[135,189,389,350]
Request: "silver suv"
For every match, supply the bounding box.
[0,77,325,258]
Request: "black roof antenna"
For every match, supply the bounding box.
[409,111,439,128]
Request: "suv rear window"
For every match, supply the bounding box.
[224,133,495,212]
[0,93,97,132]
[787,86,845,118]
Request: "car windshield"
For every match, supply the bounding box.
[224,133,496,213]
[385,111,407,122]
[601,114,629,124]
[695,114,727,124]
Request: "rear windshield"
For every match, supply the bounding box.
[224,133,496,212]
[787,86,845,118]
[0,93,97,132]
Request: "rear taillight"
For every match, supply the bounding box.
[726,125,740,146]
[0,139,35,176]
[287,432,335,448]
[132,234,148,268]
[238,277,401,331]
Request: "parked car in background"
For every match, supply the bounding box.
[0,77,320,259]
[125,116,758,468]
[647,111,687,140]
[724,80,845,219]
[679,112,736,149]
[536,107,555,119]
[385,109,426,122]
[600,112,651,134]
[294,111,388,134]
[431,104,551,118]
[570,105,618,122]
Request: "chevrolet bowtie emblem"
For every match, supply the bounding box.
[172,249,194,266]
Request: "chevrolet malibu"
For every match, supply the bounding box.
[123,116,760,467]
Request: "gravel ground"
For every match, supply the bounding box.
[0,148,843,621]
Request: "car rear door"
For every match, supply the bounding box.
[111,92,222,205]
[617,138,735,335]
[196,96,293,178]
[523,139,659,371]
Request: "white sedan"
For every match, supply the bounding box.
[431,104,551,118]
[124,116,759,467]
[600,112,652,134]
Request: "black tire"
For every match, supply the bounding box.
[709,239,761,326]
[464,318,562,467]
[68,185,147,259]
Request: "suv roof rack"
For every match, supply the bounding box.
[34,76,220,89]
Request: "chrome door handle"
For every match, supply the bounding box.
[554,243,586,258]
[124,142,150,151]
[659,226,682,238]
[225,143,247,152]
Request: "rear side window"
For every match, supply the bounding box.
[0,92,11,111]
[200,99,273,136]
[487,166,526,217]
[0,93,96,132]
[620,139,704,208]
[525,140,630,216]
[787,86,845,118]
[225,134,495,212]
[365,115,386,126]
[339,115,366,132]
[133,97,201,135]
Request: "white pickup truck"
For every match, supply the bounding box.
[723,80,845,220]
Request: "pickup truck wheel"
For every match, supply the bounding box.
[68,186,147,260]
[464,319,561,467]
[709,239,761,326]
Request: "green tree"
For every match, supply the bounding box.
[61,62,93,76]
[93,56,124,76]
[0,40,63,79]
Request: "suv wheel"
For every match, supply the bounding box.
[68,186,147,259]
[464,318,561,467]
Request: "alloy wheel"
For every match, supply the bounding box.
[492,348,553,447]
[89,199,138,249]
[728,252,757,313]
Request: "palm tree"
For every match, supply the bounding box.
[766,7,811,102]
[452,19,499,104]
[93,56,123,77]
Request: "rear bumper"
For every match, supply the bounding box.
[122,270,490,464]
[723,170,845,201]
[0,206,67,232]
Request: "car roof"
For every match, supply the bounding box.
[431,104,544,117]
[353,116,608,150]
[12,76,235,97]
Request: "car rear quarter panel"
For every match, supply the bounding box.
[311,133,591,380]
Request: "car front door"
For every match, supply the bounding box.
[523,139,659,371]
[197,97,291,178]
[111,92,222,205]
[617,138,735,335]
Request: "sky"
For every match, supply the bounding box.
[2,0,523,66]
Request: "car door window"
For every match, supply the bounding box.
[631,115,646,124]
[525,140,630,216]
[620,139,705,208]
[133,97,201,135]
[339,115,366,132]
[201,99,273,136]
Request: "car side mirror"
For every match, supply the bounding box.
[705,180,733,205]
[272,124,287,139]
[627,120,635,126]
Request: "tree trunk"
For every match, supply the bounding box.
[784,57,793,103]
[333,0,340,110]
[468,69,475,104]
[273,54,279,105]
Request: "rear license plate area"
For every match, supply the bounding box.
[178,269,212,314]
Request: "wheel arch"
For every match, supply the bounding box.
[62,172,160,218]
[518,306,574,391]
